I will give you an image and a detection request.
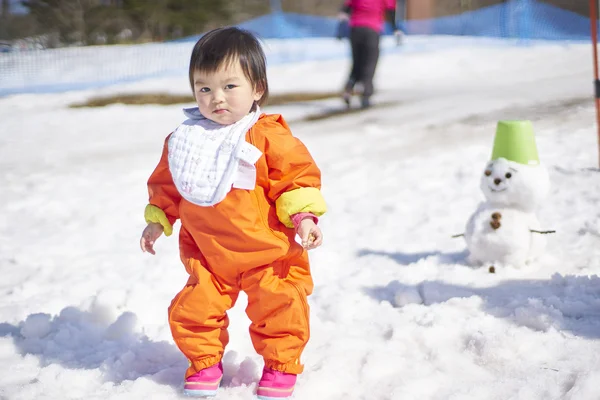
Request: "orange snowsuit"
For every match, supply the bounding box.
[144,113,326,378]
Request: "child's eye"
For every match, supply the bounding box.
[199,87,210,93]
[225,84,237,90]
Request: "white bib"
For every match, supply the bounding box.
[167,107,263,206]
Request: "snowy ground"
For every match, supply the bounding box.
[1,36,600,400]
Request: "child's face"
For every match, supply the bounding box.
[192,59,264,125]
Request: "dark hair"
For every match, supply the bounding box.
[188,27,269,106]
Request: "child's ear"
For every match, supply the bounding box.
[253,82,265,102]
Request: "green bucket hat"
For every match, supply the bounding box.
[491,120,540,166]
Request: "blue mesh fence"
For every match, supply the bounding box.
[404,0,591,40]
[0,0,595,96]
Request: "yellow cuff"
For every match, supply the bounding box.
[144,204,173,236]
[276,187,327,228]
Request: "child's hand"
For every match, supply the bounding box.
[140,223,164,255]
[297,218,323,250]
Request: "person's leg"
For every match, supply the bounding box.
[360,28,381,107]
[344,27,364,102]
[242,259,313,374]
[169,255,239,380]
[353,27,371,86]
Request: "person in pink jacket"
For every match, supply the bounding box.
[338,0,402,108]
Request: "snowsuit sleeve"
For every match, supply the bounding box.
[144,135,181,236]
[258,116,327,229]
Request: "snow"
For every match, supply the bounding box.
[1,35,600,399]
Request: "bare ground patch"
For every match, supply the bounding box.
[69,91,343,108]
[301,99,403,122]
[457,96,594,126]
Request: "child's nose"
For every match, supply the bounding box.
[212,91,225,103]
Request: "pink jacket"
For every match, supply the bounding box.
[344,0,397,33]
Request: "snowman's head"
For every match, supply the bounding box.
[480,157,549,211]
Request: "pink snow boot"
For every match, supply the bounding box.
[183,362,223,397]
[256,368,297,400]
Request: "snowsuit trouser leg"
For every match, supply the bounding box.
[241,260,314,375]
[168,256,240,379]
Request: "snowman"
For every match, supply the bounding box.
[464,120,553,270]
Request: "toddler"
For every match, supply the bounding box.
[140,27,326,400]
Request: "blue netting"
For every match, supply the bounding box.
[1,0,596,96]
[403,0,591,40]
[174,0,593,42]
[240,12,340,39]
[172,12,340,42]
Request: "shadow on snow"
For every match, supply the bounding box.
[363,274,600,339]
[357,248,468,266]
[0,306,260,391]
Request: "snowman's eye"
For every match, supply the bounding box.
[505,172,512,179]
[484,170,492,176]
